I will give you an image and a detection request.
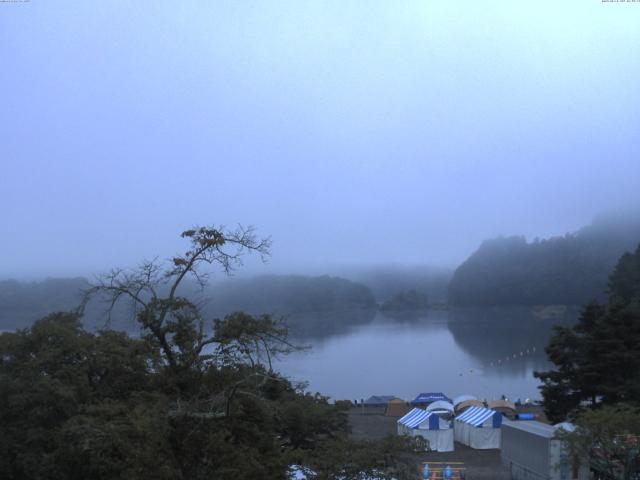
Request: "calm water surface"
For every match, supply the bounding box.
[277,307,577,403]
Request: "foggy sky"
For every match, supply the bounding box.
[1,1,639,279]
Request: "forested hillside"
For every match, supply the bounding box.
[0,278,90,331]
[344,265,451,303]
[0,275,376,332]
[448,212,640,306]
[204,275,377,316]
[536,243,640,422]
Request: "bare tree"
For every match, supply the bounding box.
[81,225,271,371]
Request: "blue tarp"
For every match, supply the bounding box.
[411,392,452,406]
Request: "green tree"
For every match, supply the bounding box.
[535,244,640,422]
[1,225,420,479]
[0,312,164,479]
[609,244,640,307]
[559,405,640,480]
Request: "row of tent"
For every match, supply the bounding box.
[363,393,517,418]
[364,392,453,407]
[292,418,586,480]
[394,393,513,452]
[397,405,502,452]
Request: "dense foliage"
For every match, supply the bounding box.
[0,277,91,330]
[558,405,640,480]
[0,275,377,333]
[0,312,350,479]
[380,290,429,312]
[448,213,640,306]
[207,275,377,316]
[535,244,640,423]
[347,265,451,304]
[0,226,420,479]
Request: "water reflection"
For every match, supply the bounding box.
[276,307,579,402]
[285,308,378,342]
[447,306,579,376]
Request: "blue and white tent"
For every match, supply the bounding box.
[397,408,454,452]
[410,392,452,407]
[454,406,502,449]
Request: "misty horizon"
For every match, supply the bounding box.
[2,208,638,282]
[2,2,640,280]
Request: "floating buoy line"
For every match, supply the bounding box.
[488,346,539,368]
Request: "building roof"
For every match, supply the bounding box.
[502,419,575,438]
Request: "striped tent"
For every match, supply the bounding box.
[454,399,485,414]
[397,408,454,452]
[454,406,501,449]
[425,400,455,421]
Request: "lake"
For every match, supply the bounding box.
[276,306,578,403]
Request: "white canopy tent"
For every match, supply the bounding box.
[397,408,454,452]
[454,406,501,449]
[426,400,454,413]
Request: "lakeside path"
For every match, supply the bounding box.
[348,410,511,479]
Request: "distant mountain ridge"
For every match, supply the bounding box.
[0,274,377,331]
[448,212,640,306]
[0,277,89,330]
[202,274,377,316]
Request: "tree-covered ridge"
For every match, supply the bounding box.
[380,290,429,312]
[448,213,640,306]
[0,277,90,330]
[535,243,640,423]
[0,275,377,332]
[608,244,640,307]
[206,274,377,316]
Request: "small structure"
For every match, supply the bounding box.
[426,400,455,413]
[455,399,485,414]
[410,392,452,407]
[360,395,398,415]
[385,399,411,417]
[501,420,589,480]
[426,400,455,420]
[364,395,398,406]
[488,399,517,419]
[452,394,477,407]
[454,406,502,449]
[397,408,454,452]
